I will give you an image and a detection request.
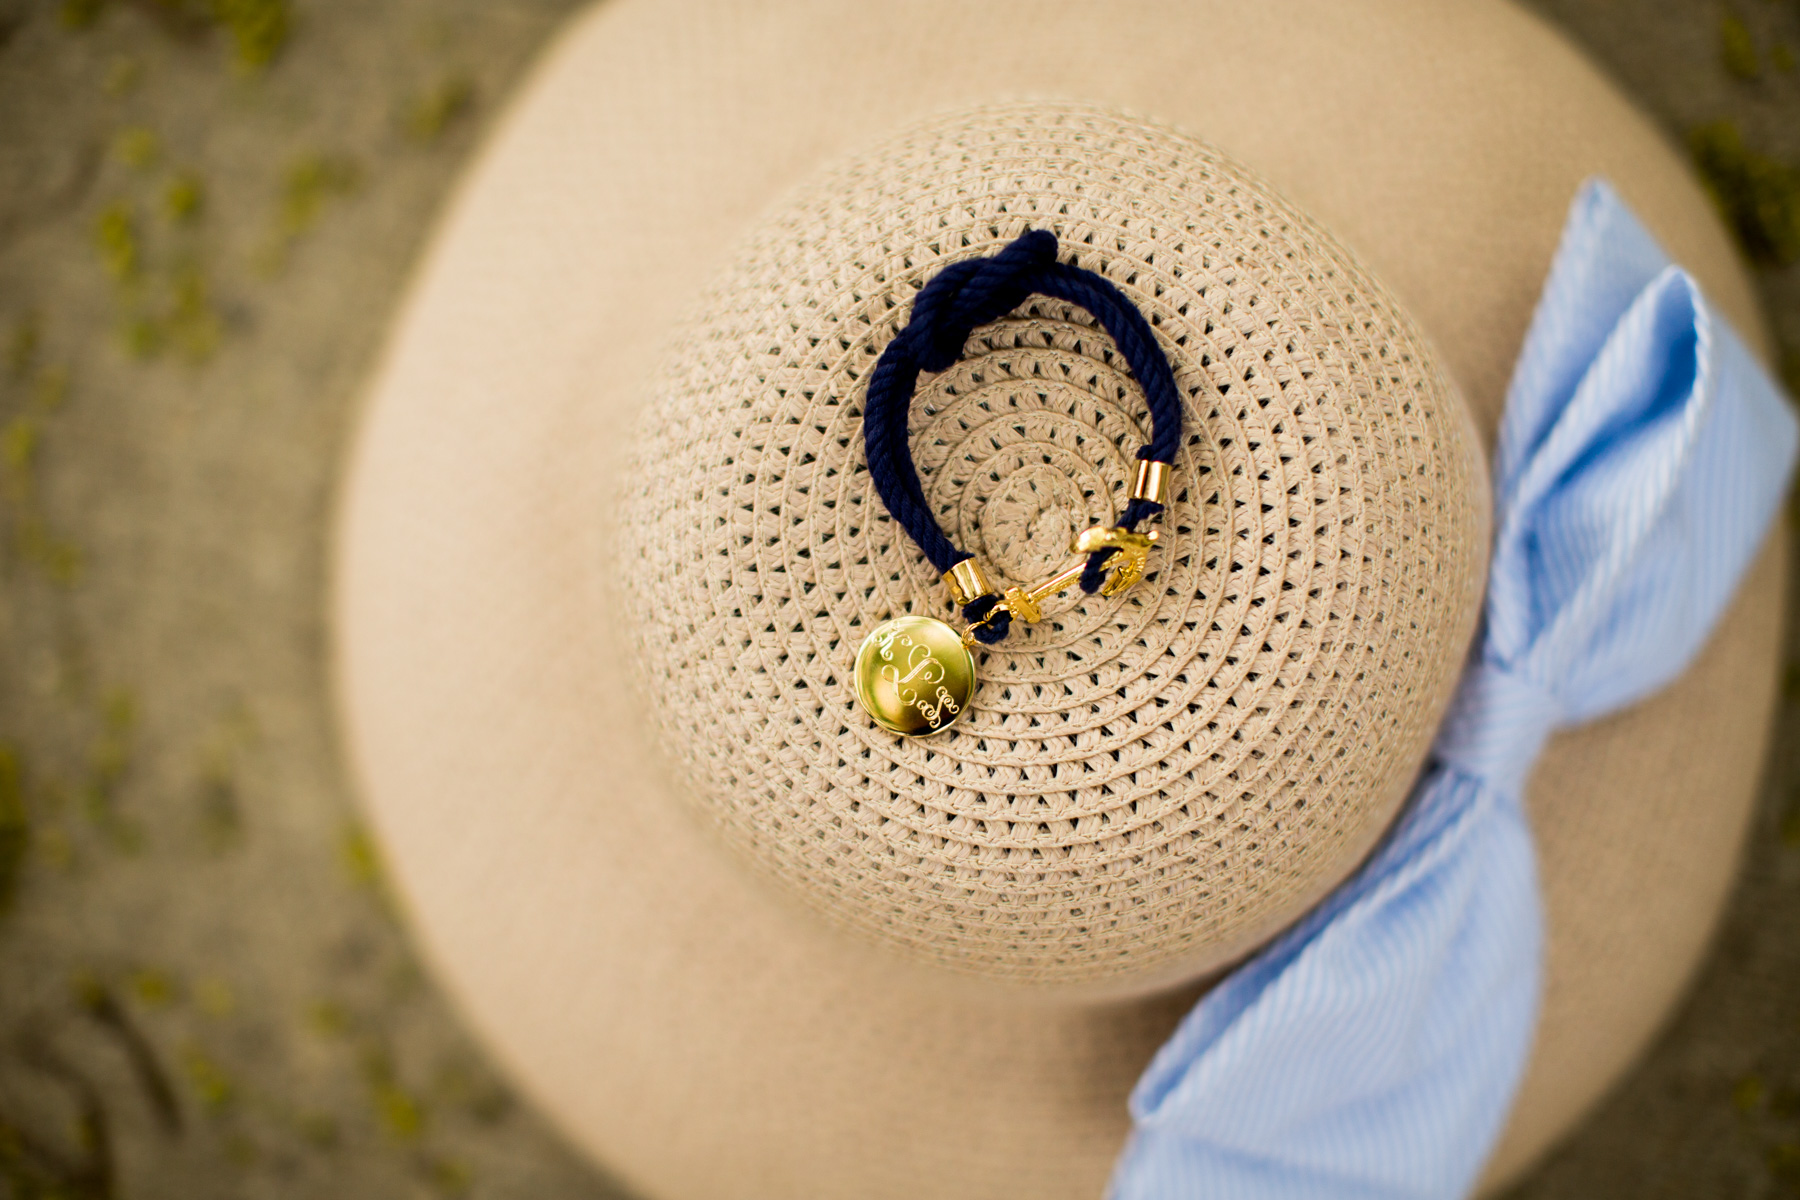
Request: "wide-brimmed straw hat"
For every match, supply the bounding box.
[331,1,1788,1196]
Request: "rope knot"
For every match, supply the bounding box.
[900,229,1060,372]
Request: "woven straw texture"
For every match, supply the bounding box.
[333,2,1784,1195]
[626,104,1488,988]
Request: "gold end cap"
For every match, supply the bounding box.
[1130,459,1173,506]
[943,558,993,607]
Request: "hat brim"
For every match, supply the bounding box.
[331,1,1787,1195]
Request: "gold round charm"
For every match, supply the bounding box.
[853,616,976,736]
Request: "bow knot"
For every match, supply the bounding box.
[1114,180,1797,1200]
[1432,661,1561,800]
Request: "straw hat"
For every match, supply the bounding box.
[331,1,1787,1197]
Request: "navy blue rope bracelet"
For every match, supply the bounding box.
[862,229,1183,645]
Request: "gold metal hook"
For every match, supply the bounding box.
[958,524,1160,644]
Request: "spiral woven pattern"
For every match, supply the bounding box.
[623,103,1487,988]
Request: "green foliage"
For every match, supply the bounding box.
[181,1044,234,1110]
[115,270,225,365]
[0,337,80,582]
[358,1042,426,1142]
[280,153,360,237]
[93,143,222,363]
[163,172,204,223]
[338,823,383,888]
[5,316,39,378]
[3,416,39,476]
[1689,120,1800,265]
[129,967,175,1007]
[93,202,139,281]
[430,1057,510,1124]
[59,0,106,29]
[165,266,222,363]
[1772,1140,1800,1187]
[1722,12,1762,80]
[3,3,601,1191]
[374,1081,423,1141]
[256,151,360,274]
[404,74,476,144]
[113,126,159,170]
[122,313,162,359]
[1739,1073,1769,1114]
[212,0,289,70]
[60,0,289,71]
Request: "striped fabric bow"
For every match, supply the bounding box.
[1111,181,1799,1200]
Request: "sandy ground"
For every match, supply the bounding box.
[0,1,1795,1197]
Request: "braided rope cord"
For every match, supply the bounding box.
[862,229,1183,643]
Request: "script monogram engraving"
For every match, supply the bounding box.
[874,627,961,730]
[853,616,974,736]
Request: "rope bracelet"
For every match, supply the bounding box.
[860,228,1184,645]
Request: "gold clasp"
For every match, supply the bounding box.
[960,524,1160,643]
[1073,525,1159,598]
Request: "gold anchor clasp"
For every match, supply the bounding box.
[1072,525,1159,598]
[946,525,1161,642]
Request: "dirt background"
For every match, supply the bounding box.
[0,1,1797,1197]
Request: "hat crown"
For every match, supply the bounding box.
[624,103,1487,995]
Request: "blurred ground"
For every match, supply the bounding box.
[0,2,1796,1198]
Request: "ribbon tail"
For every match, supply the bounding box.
[1116,770,1541,1200]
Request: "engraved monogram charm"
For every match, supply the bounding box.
[852,616,976,737]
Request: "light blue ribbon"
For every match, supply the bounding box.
[1112,180,1798,1200]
